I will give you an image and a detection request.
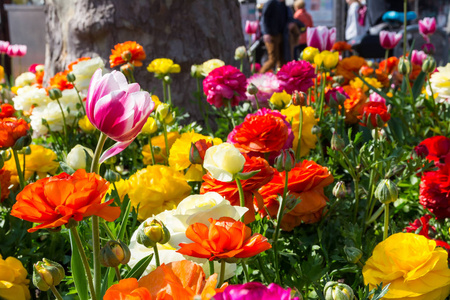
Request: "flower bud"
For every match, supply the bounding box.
[12,133,32,151]
[104,155,117,165]
[344,246,362,264]
[422,56,436,74]
[66,144,94,170]
[141,117,158,135]
[121,50,132,62]
[33,258,65,291]
[234,46,247,60]
[375,179,398,204]
[157,103,170,121]
[311,125,321,135]
[163,75,172,84]
[414,144,429,159]
[331,132,345,151]
[189,139,212,165]
[99,240,131,268]
[66,72,76,83]
[191,64,203,78]
[332,181,347,199]
[137,219,171,248]
[302,46,319,63]
[247,83,258,95]
[120,63,135,77]
[163,112,175,125]
[421,43,435,55]
[104,169,121,183]
[324,281,355,300]
[292,91,307,106]
[333,75,345,85]
[397,58,411,76]
[274,149,296,172]
[48,88,62,100]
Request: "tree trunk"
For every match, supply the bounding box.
[44,0,245,119]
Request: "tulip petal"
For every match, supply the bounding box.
[99,140,134,163]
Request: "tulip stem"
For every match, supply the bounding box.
[12,150,25,190]
[235,178,246,223]
[218,260,226,287]
[383,203,390,240]
[209,260,214,276]
[153,245,161,267]
[55,98,68,151]
[114,266,121,281]
[295,104,303,162]
[49,285,64,300]
[70,227,97,300]
[241,260,250,283]
[162,123,169,165]
[317,71,326,121]
[148,136,156,165]
[384,49,389,73]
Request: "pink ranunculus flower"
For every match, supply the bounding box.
[368,92,386,104]
[245,20,259,35]
[306,26,336,52]
[203,65,247,108]
[86,68,154,163]
[419,17,436,41]
[6,44,27,57]
[0,40,10,54]
[214,282,300,300]
[246,73,282,107]
[276,60,316,95]
[379,31,402,50]
[251,63,261,73]
[411,50,427,66]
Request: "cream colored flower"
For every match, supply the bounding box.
[66,144,94,170]
[200,59,225,77]
[430,63,450,102]
[14,72,36,87]
[71,57,105,91]
[13,85,50,111]
[203,143,245,182]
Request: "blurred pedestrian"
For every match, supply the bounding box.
[293,0,313,56]
[345,0,369,40]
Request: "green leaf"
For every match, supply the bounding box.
[235,170,260,180]
[118,195,132,241]
[412,71,426,101]
[59,161,76,175]
[124,254,154,279]
[69,230,89,300]
[354,73,391,101]
[100,267,116,299]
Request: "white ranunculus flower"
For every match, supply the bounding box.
[13,85,50,111]
[66,144,94,170]
[203,143,245,182]
[200,59,225,77]
[128,192,247,279]
[430,63,450,103]
[71,57,105,91]
[15,72,36,87]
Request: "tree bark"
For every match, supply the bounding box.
[45,0,245,119]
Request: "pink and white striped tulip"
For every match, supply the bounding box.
[86,69,155,163]
[6,44,27,57]
[306,26,336,52]
[411,50,427,66]
[0,40,10,54]
[245,20,259,35]
[379,31,402,50]
[418,17,436,39]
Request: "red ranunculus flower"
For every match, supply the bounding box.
[227,108,293,156]
[201,154,275,223]
[48,70,73,91]
[0,117,29,149]
[0,167,11,202]
[405,215,450,250]
[0,103,15,119]
[417,136,450,165]
[358,100,390,128]
[11,169,121,232]
[419,154,450,220]
[276,60,316,94]
[259,160,334,231]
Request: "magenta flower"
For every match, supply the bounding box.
[213,282,300,300]
[246,73,282,107]
[6,44,27,57]
[419,17,436,42]
[203,65,247,108]
[306,26,336,52]
[325,86,348,106]
[411,50,427,66]
[276,60,316,94]
[245,20,259,35]
[86,69,154,163]
[0,40,9,54]
[421,43,435,55]
[379,31,402,50]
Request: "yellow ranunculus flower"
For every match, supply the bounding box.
[10,86,20,95]
[0,254,31,300]
[127,165,192,221]
[168,131,222,181]
[200,59,225,77]
[269,90,291,109]
[78,115,96,133]
[147,58,181,76]
[349,77,382,93]
[363,233,450,300]
[151,95,161,109]
[0,65,4,83]
[142,131,180,165]
[141,117,158,135]
[314,51,339,70]
[4,145,59,187]
[281,105,318,158]
[302,47,319,63]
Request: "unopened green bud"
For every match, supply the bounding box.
[274,149,296,172]
[33,259,65,291]
[164,112,175,125]
[104,169,121,183]
[311,125,321,135]
[332,181,347,199]
[137,219,171,248]
[247,83,258,95]
[157,103,170,121]
[324,281,355,300]
[234,46,247,60]
[331,132,345,151]
[163,75,172,84]
[191,64,203,78]
[12,133,32,151]
[344,246,363,264]
[99,240,131,268]
[120,63,135,77]
[333,75,345,85]
[48,88,62,100]
[121,50,132,62]
[422,56,436,74]
[66,73,76,83]
[398,58,411,76]
[375,179,398,204]
[292,91,307,106]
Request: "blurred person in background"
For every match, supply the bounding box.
[293,0,313,57]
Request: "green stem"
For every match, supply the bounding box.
[148,136,156,165]
[55,98,68,151]
[12,150,25,190]
[403,0,407,57]
[226,99,236,128]
[295,105,304,162]
[318,71,326,121]
[153,245,161,267]
[163,123,169,165]
[49,285,64,300]
[218,260,226,287]
[70,227,97,300]
[74,85,86,115]
[353,177,360,222]
[364,130,379,228]
[101,221,116,240]
[114,266,121,281]
[167,82,172,106]
[384,49,389,73]
[90,132,107,174]
[254,94,261,110]
[256,256,271,282]
[209,260,214,276]
[405,76,417,127]
[241,260,250,283]
[383,203,390,240]
[162,81,167,103]
[235,178,246,223]
[239,58,243,72]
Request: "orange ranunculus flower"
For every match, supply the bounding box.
[374,69,390,87]
[200,154,275,223]
[331,41,352,52]
[67,57,91,71]
[104,278,152,300]
[177,217,271,261]
[227,108,293,155]
[110,41,146,68]
[360,65,374,77]
[259,160,334,231]
[48,70,73,91]
[342,85,367,124]
[138,260,227,300]
[377,56,398,74]
[0,168,11,202]
[10,169,121,232]
[0,117,29,149]
[0,103,15,119]
[336,56,367,83]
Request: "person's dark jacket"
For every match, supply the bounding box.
[260,0,288,35]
